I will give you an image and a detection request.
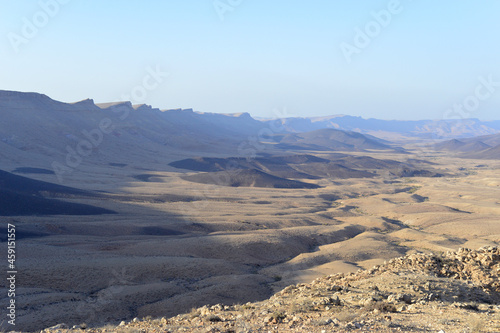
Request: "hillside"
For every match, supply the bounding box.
[170,154,443,182]
[0,90,268,172]
[464,144,500,159]
[434,133,500,159]
[40,247,500,332]
[460,133,500,147]
[276,128,397,152]
[181,169,322,189]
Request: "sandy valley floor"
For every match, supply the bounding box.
[2,148,500,331]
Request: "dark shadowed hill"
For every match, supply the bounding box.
[434,139,491,153]
[0,170,115,216]
[181,169,321,189]
[169,154,377,180]
[169,155,327,179]
[0,189,114,216]
[0,169,95,197]
[170,153,443,180]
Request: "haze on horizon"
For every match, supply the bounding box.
[1,0,499,121]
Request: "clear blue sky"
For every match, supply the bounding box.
[1,0,499,120]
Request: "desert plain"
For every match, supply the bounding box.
[2,143,500,331]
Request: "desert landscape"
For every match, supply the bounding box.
[2,3,500,331]
[1,91,499,332]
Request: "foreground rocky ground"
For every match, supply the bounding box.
[27,246,500,332]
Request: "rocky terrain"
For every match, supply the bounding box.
[32,247,500,332]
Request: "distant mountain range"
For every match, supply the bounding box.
[0,90,402,169]
[1,90,499,180]
[263,115,500,139]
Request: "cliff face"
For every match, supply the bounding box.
[38,247,500,333]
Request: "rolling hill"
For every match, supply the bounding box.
[275,128,397,152]
[434,133,500,159]
[181,169,321,189]
[464,144,500,159]
[170,153,444,182]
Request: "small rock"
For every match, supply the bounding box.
[327,285,343,292]
[207,315,222,322]
[362,297,376,307]
[47,324,68,330]
[317,318,332,326]
[426,293,438,301]
[331,295,341,306]
[211,304,223,311]
[402,294,412,304]
[397,305,407,312]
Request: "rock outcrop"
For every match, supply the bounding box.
[31,247,500,333]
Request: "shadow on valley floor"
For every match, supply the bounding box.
[0,170,288,331]
[0,169,115,216]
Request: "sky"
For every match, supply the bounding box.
[1,0,500,120]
